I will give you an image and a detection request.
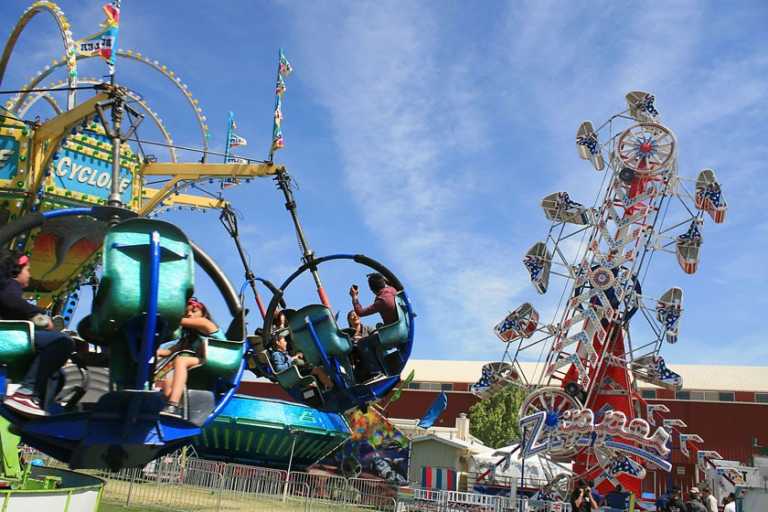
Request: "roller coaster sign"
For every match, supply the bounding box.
[520,408,672,472]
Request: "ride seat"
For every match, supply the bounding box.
[186,337,245,391]
[260,349,316,389]
[89,218,194,341]
[0,320,35,382]
[368,293,410,375]
[286,305,353,367]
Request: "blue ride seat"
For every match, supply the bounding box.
[374,292,409,347]
[286,305,353,367]
[0,320,35,382]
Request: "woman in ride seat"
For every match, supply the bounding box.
[156,297,224,416]
[345,310,372,342]
[0,251,74,417]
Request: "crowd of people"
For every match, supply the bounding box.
[569,479,736,512]
[657,485,736,512]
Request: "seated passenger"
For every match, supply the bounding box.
[348,273,398,381]
[271,312,333,390]
[156,297,223,416]
[344,310,372,342]
[0,251,74,417]
[349,273,398,326]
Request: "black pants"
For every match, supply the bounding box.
[353,336,382,381]
[21,330,74,400]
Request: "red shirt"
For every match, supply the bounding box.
[353,286,398,325]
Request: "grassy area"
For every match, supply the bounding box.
[99,499,311,512]
[100,503,176,512]
[98,477,384,511]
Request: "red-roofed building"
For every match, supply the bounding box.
[239,360,768,495]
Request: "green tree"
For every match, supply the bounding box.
[468,385,526,448]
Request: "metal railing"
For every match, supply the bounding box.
[24,448,396,511]
[408,487,572,512]
[23,448,569,512]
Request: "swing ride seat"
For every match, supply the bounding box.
[0,320,35,382]
[74,218,195,389]
[372,293,409,348]
[259,349,324,411]
[367,293,409,374]
[263,350,316,389]
[86,218,194,343]
[187,337,246,391]
[286,305,353,367]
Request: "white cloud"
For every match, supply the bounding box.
[285,3,527,358]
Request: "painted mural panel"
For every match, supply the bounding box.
[323,408,410,486]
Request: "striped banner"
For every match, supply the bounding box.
[421,466,458,491]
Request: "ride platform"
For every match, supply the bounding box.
[193,395,350,470]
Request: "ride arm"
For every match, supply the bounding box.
[143,186,227,210]
[139,162,283,215]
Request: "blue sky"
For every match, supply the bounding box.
[2,1,767,366]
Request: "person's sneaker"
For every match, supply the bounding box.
[3,391,48,417]
[160,403,182,418]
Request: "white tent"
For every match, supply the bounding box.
[470,443,571,487]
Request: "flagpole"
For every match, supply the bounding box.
[110,0,121,87]
[224,111,234,163]
[268,48,286,163]
[108,0,122,207]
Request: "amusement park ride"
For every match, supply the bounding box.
[0,0,414,487]
[472,91,728,501]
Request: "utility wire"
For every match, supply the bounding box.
[127,136,268,163]
[0,85,98,95]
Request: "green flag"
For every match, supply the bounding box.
[385,370,415,408]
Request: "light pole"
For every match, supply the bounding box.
[283,427,298,502]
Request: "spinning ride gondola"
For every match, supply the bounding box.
[246,171,416,414]
[0,206,247,470]
[258,254,414,413]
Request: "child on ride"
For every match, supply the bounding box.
[156,297,225,416]
[0,250,74,417]
[270,310,333,390]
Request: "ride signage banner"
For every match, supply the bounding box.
[45,127,139,206]
[50,154,132,201]
[0,135,19,179]
[520,408,672,473]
